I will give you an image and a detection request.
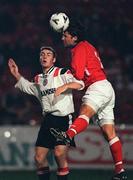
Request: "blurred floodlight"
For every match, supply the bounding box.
[4,131,11,138]
[119,124,126,130]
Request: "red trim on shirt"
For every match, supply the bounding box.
[66,70,72,74]
[53,68,60,77]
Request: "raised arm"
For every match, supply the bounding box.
[8,58,39,97]
[8,58,21,81]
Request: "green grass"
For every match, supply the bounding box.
[0,170,132,180]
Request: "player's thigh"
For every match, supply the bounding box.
[79,103,96,118]
[97,89,115,127]
[82,80,115,113]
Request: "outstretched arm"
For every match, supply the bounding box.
[8,58,40,97]
[8,58,21,81]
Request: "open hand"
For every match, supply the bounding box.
[8,58,21,80]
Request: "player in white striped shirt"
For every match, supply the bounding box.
[8,46,84,180]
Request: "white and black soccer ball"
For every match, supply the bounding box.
[49,12,69,33]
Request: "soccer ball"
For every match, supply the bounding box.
[49,12,69,33]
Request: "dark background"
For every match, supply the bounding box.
[0,0,133,125]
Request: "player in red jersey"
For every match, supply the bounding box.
[50,21,127,180]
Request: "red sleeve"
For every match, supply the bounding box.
[71,44,86,80]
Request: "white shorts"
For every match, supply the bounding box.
[82,80,115,126]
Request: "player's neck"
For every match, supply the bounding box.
[43,65,54,74]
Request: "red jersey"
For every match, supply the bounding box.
[71,41,106,86]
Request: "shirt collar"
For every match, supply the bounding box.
[43,66,55,75]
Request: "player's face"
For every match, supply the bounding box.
[40,49,55,70]
[62,31,77,47]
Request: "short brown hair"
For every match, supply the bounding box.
[40,46,56,58]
